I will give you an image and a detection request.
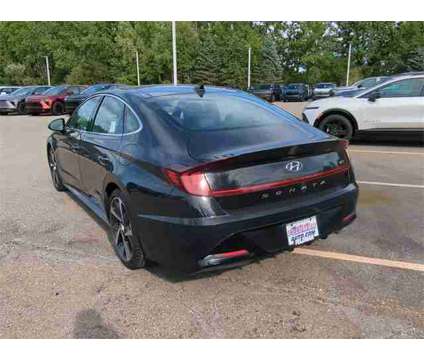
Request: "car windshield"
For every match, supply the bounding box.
[43,86,67,95]
[315,83,335,89]
[147,93,285,131]
[82,84,112,95]
[287,84,301,89]
[9,87,34,96]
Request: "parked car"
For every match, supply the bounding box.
[65,83,125,114]
[305,84,313,100]
[0,86,51,114]
[26,85,87,115]
[312,83,336,99]
[248,84,282,102]
[0,86,21,95]
[279,83,287,94]
[302,74,424,140]
[282,83,308,101]
[331,76,390,96]
[46,85,358,272]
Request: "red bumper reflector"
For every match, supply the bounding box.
[214,249,249,259]
[199,249,250,267]
[342,213,356,223]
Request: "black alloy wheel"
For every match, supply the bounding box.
[17,102,27,115]
[319,114,354,140]
[52,102,64,115]
[108,190,146,269]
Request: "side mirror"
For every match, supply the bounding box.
[368,91,381,102]
[48,118,65,132]
[357,84,363,88]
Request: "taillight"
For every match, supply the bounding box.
[163,169,212,196]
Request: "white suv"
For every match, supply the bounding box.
[302,74,424,140]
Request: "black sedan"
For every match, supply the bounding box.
[248,84,282,102]
[0,86,51,114]
[64,83,126,114]
[47,85,358,272]
[283,83,309,101]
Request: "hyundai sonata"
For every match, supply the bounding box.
[47,85,358,272]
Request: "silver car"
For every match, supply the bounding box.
[312,83,336,99]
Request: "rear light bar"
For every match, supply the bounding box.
[164,163,350,198]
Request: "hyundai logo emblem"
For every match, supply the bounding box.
[285,160,303,172]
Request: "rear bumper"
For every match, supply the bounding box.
[134,183,358,272]
[284,94,303,101]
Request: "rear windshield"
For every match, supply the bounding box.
[43,86,67,95]
[147,93,286,131]
[82,84,112,95]
[9,87,35,96]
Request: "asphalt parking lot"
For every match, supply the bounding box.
[0,104,423,338]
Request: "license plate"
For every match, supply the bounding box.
[286,216,319,246]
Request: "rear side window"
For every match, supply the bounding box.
[92,96,124,134]
[148,93,285,131]
[67,97,101,130]
[124,107,140,133]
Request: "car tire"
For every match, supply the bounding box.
[108,189,147,270]
[52,102,64,115]
[318,114,354,140]
[48,146,66,191]
[17,102,27,115]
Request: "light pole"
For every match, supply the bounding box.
[45,56,51,86]
[247,47,251,89]
[136,51,140,86]
[172,21,177,86]
[346,42,352,86]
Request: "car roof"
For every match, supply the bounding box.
[101,84,241,99]
[353,73,424,97]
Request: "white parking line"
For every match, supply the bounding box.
[357,181,424,189]
[293,248,424,272]
[349,149,424,156]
